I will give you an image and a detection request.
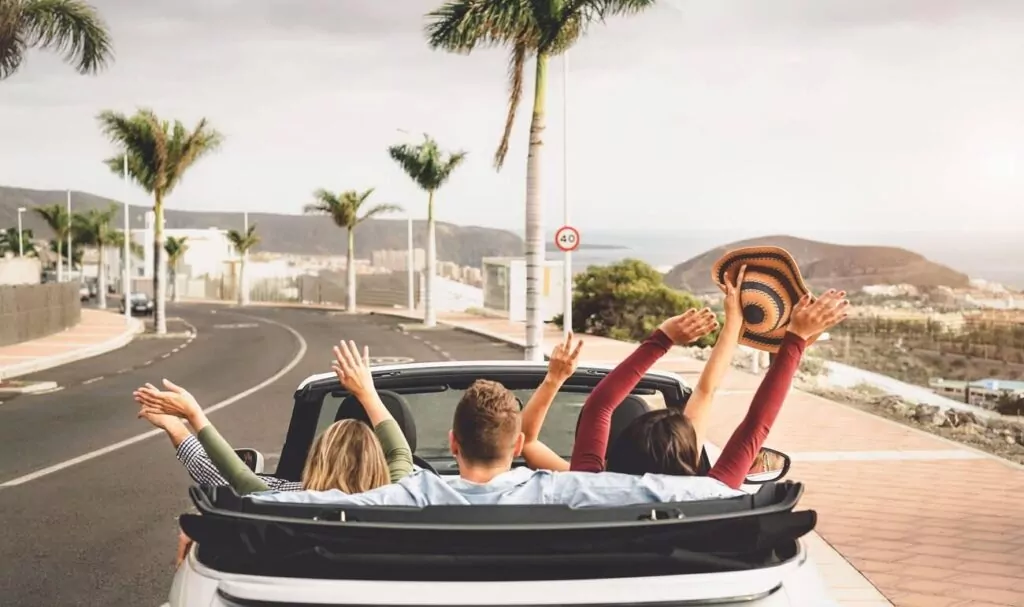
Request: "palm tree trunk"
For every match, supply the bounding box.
[523,53,548,361]
[237,257,247,306]
[424,190,437,327]
[346,228,357,313]
[153,198,167,334]
[97,244,107,309]
[170,266,178,302]
[56,238,63,283]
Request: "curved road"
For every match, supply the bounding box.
[0,303,521,607]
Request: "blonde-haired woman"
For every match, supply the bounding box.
[135,340,411,496]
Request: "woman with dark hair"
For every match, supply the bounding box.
[587,289,848,488]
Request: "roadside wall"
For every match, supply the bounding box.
[0,257,42,286]
[0,283,81,346]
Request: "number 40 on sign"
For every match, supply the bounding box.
[554,226,580,252]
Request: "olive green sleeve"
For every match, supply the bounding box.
[373,419,414,483]
[196,425,270,495]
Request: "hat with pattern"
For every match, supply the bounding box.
[711,246,811,353]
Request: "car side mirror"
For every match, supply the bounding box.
[743,447,791,484]
[234,448,265,474]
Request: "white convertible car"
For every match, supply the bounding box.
[166,361,834,606]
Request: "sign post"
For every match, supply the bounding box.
[554,225,580,336]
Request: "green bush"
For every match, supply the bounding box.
[553,259,717,346]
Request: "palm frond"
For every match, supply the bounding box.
[494,43,527,169]
[1,0,113,80]
[389,135,467,192]
[425,0,537,53]
[33,203,69,237]
[226,224,259,253]
[357,203,403,224]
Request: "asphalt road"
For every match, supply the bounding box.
[0,304,522,607]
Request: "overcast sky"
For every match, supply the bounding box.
[1,0,1022,235]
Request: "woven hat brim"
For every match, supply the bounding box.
[710,246,811,354]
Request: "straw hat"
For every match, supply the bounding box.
[710,246,811,353]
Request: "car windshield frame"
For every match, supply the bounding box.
[276,363,692,482]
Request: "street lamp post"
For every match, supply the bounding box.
[16,207,26,256]
[66,190,72,281]
[396,128,417,313]
[122,155,132,324]
[561,52,573,338]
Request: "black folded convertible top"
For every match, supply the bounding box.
[181,482,816,581]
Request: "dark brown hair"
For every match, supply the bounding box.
[452,379,522,464]
[605,409,700,476]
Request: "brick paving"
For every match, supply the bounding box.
[0,309,138,380]
[386,310,1024,607]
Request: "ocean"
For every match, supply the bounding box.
[548,229,1023,289]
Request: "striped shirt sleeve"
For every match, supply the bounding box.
[174,435,302,492]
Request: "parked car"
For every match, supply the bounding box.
[78,283,91,302]
[120,292,154,316]
[165,361,834,607]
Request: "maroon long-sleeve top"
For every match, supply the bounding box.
[569,329,806,489]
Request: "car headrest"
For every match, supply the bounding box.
[574,394,651,458]
[336,390,417,453]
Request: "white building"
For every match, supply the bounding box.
[125,211,236,280]
[481,257,566,322]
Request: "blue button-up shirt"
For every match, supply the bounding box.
[250,468,744,507]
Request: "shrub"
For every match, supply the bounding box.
[554,259,716,345]
[996,394,1024,416]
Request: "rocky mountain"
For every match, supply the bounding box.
[0,186,521,267]
[663,235,971,293]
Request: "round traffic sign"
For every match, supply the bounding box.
[554,225,580,252]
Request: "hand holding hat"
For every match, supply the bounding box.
[788,290,849,341]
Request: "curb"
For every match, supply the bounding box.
[0,317,144,381]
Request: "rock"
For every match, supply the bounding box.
[943,409,979,428]
[892,402,916,418]
[913,404,941,425]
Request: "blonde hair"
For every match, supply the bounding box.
[300,419,390,492]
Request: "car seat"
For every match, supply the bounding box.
[335,390,418,453]
[574,395,651,458]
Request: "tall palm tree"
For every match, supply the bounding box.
[72,203,117,308]
[0,0,113,81]
[96,108,223,333]
[33,203,69,281]
[303,189,402,313]
[0,227,37,256]
[226,225,259,306]
[387,135,466,326]
[426,0,656,359]
[164,235,188,303]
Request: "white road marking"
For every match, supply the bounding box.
[0,312,308,488]
[82,376,104,385]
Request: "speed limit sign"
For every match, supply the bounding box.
[554,225,580,252]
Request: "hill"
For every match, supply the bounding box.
[663,235,971,293]
[0,186,521,268]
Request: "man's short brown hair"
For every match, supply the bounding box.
[452,379,521,463]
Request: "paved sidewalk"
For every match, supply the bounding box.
[0,309,143,381]
[372,309,1024,607]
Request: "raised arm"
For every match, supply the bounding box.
[135,380,270,494]
[570,308,719,473]
[333,340,414,483]
[520,333,584,471]
[685,265,746,452]
[709,290,849,489]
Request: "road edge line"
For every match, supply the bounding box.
[0,312,308,488]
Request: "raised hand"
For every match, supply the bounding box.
[788,290,849,340]
[547,332,584,384]
[722,264,747,331]
[136,405,180,431]
[659,308,719,346]
[133,379,201,419]
[332,340,376,399]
